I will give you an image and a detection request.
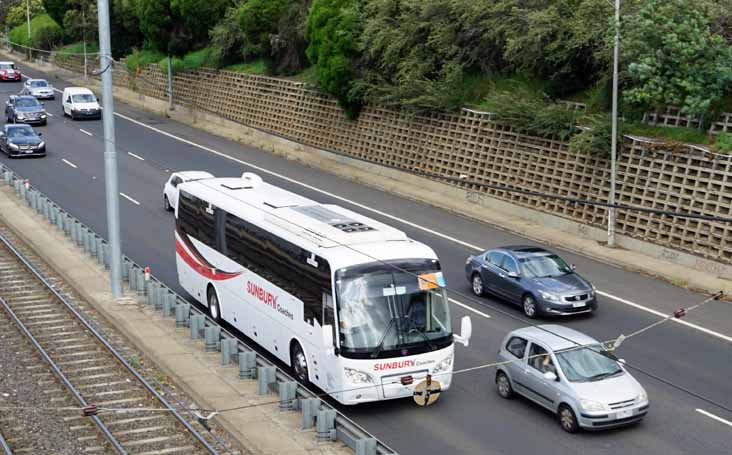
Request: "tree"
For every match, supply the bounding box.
[209,2,247,67]
[269,0,310,74]
[173,0,231,46]
[42,0,66,26]
[306,0,362,116]
[62,0,97,43]
[111,0,144,57]
[6,0,45,29]
[622,0,732,117]
[237,0,288,59]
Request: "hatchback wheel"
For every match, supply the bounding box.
[471,274,485,296]
[522,294,538,319]
[164,195,172,211]
[496,371,513,399]
[558,404,579,433]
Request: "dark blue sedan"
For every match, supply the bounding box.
[465,245,597,318]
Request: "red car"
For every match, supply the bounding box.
[0,62,21,81]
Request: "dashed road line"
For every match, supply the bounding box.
[451,298,491,319]
[128,152,145,161]
[61,159,78,169]
[79,129,93,137]
[119,193,140,206]
[696,409,732,428]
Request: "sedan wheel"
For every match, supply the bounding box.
[559,404,579,433]
[471,274,485,296]
[496,372,513,399]
[164,195,172,211]
[522,294,538,319]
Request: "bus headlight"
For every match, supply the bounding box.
[432,353,453,375]
[344,368,374,384]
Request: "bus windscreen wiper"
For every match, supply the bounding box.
[408,326,436,351]
[370,317,398,359]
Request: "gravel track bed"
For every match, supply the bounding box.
[0,222,247,455]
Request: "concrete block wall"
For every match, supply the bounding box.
[49,54,732,266]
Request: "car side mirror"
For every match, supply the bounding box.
[571,264,577,270]
[41,102,45,106]
[453,315,472,347]
[507,271,520,278]
[617,358,626,364]
[543,371,558,382]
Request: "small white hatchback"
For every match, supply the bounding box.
[163,171,215,212]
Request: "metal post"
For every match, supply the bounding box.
[608,0,620,248]
[25,0,31,60]
[167,55,174,111]
[97,0,122,296]
[82,8,88,80]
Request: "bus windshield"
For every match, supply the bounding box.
[335,259,452,358]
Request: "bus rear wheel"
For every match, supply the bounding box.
[207,286,222,323]
[291,343,309,385]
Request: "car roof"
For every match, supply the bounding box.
[64,87,93,93]
[27,78,47,82]
[492,245,554,258]
[176,171,214,180]
[15,95,37,100]
[0,61,14,64]
[508,325,599,351]
[5,124,33,130]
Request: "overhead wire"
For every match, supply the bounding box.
[2,39,731,417]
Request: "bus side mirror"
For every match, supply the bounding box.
[453,316,472,347]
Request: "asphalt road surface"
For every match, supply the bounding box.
[1,67,731,455]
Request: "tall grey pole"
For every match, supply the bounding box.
[167,55,174,111]
[608,0,620,248]
[25,0,30,59]
[97,0,122,297]
[82,8,88,80]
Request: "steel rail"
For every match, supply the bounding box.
[0,232,222,455]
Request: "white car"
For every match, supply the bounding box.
[163,171,214,212]
[62,87,101,120]
[22,79,55,99]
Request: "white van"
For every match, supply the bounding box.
[62,87,101,120]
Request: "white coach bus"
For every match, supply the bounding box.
[174,172,472,404]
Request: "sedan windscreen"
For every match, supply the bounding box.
[519,254,572,278]
[7,127,36,138]
[556,346,623,382]
[15,99,41,108]
[30,80,48,87]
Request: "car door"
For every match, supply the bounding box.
[503,336,529,394]
[497,255,525,303]
[5,99,12,119]
[169,176,183,209]
[522,342,559,411]
[480,251,505,296]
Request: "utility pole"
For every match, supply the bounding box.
[167,55,174,111]
[608,0,620,248]
[82,7,88,80]
[97,0,122,297]
[25,0,31,60]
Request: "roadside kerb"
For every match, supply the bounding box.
[0,163,393,455]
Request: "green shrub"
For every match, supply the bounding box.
[569,114,619,159]
[8,14,62,50]
[126,49,166,72]
[484,90,578,141]
[224,58,268,75]
[158,48,218,73]
[714,132,732,153]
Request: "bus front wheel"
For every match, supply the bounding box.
[207,285,222,323]
[291,343,309,385]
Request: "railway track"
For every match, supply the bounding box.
[0,227,231,455]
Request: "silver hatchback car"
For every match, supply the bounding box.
[496,325,649,432]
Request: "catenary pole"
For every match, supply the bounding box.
[25,0,31,60]
[608,0,620,248]
[167,55,174,111]
[96,0,122,297]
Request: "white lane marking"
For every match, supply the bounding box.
[79,129,93,137]
[114,113,484,251]
[696,409,732,428]
[450,298,490,319]
[128,152,145,161]
[119,193,140,206]
[61,159,78,169]
[111,112,732,344]
[598,291,732,343]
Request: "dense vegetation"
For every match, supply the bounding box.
[2,0,732,154]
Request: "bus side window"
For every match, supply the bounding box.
[303,294,322,327]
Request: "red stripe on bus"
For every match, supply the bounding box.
[175,237,241,281]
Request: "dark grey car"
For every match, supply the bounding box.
[465,245,597,318]
[5,95,47,125]
[0,124,45,158]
